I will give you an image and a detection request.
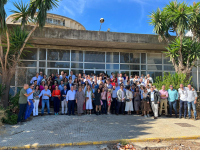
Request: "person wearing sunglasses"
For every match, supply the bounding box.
[167,85,179,118]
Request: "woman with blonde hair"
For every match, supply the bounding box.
[85,85,93,115]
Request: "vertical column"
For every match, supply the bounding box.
[37,48,39,72]
[45,48,47,75]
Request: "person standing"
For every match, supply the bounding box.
[125,86,133,115]
[30,73,39,85]
[52,85,61,115]
[37,85,51,116]
[116,85,126,115]
[101,88,107,114]
[178,84,188,119]
[61,85,68,115]
[143,88,151,117]
[59,80,65,91]
[186,84,197,120]
[33,85,40,117]
[68,71,76,81]
[24,84,35,121]
[159,85,168,116]
[168,85,179,118]
[67,79,73,91]
[85,85,93,115]
[94,88,102,115]
[38,72,43,85]
[147,87,160,119]
[107,89,112,115]
[75,86,85,116]
[66,86,76,116]
[134,87,141,115]
[111,86,118,114]
[17,84,34,125]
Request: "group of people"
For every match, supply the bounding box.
[17,71,198,125]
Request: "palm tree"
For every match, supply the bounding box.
[0,0,59,107]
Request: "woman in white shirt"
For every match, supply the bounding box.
[125,85,133,115]
[85,85,93,115]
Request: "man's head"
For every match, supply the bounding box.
[152,85,156,90]
[34,80,37,85]
[150,87,154,92]
[30,84,34,89]
[180,84,183,89]
[162,85,165,90]
[70,71,73,75]
[64,85,67,90]
[45,85,48,90]
[120,85,123,90]
[115,82,118,87]
[61,80,63,85]
[70,86,74,91]
[61,71,64,75]
[147,74,150,78]
[188,84,192,90]
[120,73,122,77]
[39,72,43,76]
[24,84,29,90]
[69,79,72,83]
[113,86,116,90]
[170,85,173,90]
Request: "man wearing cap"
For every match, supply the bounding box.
[167,85,179,118]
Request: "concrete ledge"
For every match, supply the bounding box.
[1,136,200,150]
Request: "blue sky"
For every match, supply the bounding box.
[5,0,194,34]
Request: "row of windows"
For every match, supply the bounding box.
[46,18,65,26]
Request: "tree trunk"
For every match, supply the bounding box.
[1,70,12,108]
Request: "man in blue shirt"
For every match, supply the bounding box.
[38,72,43,85]
[59,80,64,91]
[61,85,68,115]
[30,73,39,85]
[24,84,35,120]
[167,85,179,118]
[37,85,51,116]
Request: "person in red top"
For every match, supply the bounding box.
[52,85,61,115]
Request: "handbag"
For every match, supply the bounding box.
[126,99,130,102]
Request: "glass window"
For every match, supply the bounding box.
[71,70,83,76]
[163,54,172,65]
[141,71,146,76]
[164,65,175,71]
[130,53,140,63]
[85,63,105,69]
[106,64,119,70]
[147,72,162,81]
[96,71,105,75]
[59,70,69,75]
[120,64,129,70]
[141,53,146,64]
[47,49,59,60]
[130,65,140,70]
[39,62,46,67]
[21,61,37,67]
[120,52,129,63]
[131,71,139,76]
[148,65,162,70]
[120,71,129,76]
[85,51,105,62]
[39,49,46,60]
[85,70,94,75]
[141,65,146,70]
[147,53,162,64]
[47,69,58,76]
[59,50,70,61]
[47,62,70,68]
[71,50,83,62]
[106,71,118,77]
[21,48,37,60]
[106,52,119,63]
[71,63,83,68]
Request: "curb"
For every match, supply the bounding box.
[1,136,200,149]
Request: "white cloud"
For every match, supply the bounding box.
[63,6,75,16]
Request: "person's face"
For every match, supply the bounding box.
[170,85,173,90]
[151,87,154,92]
[44,75,46,78]
[36,73,39,77]
[69,80,72,83]
[162,86,165,90]
[71,86,73,91]
[180,84,183,88]
[45,85,48,90]
[82,84,85,88]
[64,86,67,90]
[34,81,37,85]
[120,86,123,90]
[113,86,116,90]
[36,86,39,90]
[55,86,58,90]
[31,85,34,89]
[120,74,122,77]
[188,84,192,90]
[98,89,100,93]
[61,81,63,84]
[70,71,73,75]
[40,72,43,76]
[78,87,82,91]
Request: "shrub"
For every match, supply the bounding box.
[1,92,20,125]
[153,72,192,90]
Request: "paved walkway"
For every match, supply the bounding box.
[0,114,200,147]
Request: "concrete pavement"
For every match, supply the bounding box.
[0,114,200,149]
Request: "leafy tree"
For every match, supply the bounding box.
[0,0,59,107]
[149,1,200,79]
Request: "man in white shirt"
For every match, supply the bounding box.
[60,71,64,80]
[97,76,103,85]
[118,73,124,85]
[66,86,76,116]
[186,84,197,120]
[147,74,153,83]
[178,84,188,119]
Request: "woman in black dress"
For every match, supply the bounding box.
[94,88,101,115]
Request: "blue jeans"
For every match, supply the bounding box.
[42,99,50,114]
[102,100,107,114]
[169,101,177,116]
[179,100,187,117]
[188,101,196,118]
[25,100,34,120]
[17,103,27,122]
